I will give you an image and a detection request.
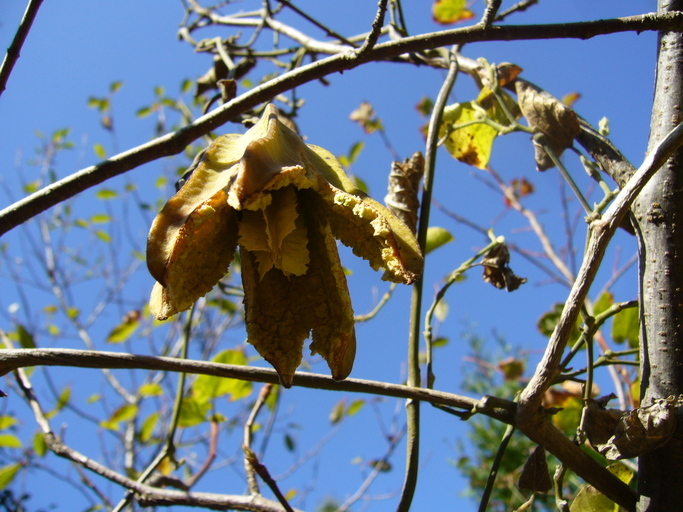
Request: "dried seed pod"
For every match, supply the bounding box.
[384,152,424,233]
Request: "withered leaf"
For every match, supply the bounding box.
[481,243,527,292]
[515,79,581,171]
[384,152,424,233]
[147,104,423,387]
[519,445,552,494]
[599,397,678,460]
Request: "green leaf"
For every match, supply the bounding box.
[90,214,110,224]
[593,291,614,317]
[0,416,18,431]
[192,349,253,403]
[265,385,280,411]
[106,315,140,343]
[87,97,104,110]
[45,385,71,419]
[177,396,209,428]
[15,323,35,348]
[425,226,454,254]
[352,175,369,195]
[612,306,639,348]
[100,404,138,431]
[0,435,21,449]
[67,307,79,320]
[139,383,163,397]
[23,180,40,194]
[347,399,364,417]
[93,143,107,159]
[570,463,633,512]
[96,230,111,243]
[348,141,364,164]
[33,432,47,457]
[154,85,164,97]
[136,106,153,118]
[87,394,101,404]
[284,433,295,452]
[181,79,193,95]
[109,80,124,93]
[140,412,159,443]
[538,303,582,346]
[0,463,21,489]
[96,188,118,200]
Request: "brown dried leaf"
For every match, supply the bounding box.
[515,79,581,171]
[519,445,552,494]
[384,152,424,233]
[481,243,527,292]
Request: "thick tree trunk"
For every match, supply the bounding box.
[633,1,683,510]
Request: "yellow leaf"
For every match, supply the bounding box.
[432,0,475,24]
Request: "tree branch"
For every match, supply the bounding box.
[0,0,44,97]
[0,11,681,236]
[0,348,515,424]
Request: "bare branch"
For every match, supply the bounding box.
[0,11,681,236]
[0,0,44,98]
[0,347,514,423]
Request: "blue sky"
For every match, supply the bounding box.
[0,1,659,511]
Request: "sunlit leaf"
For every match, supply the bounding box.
[93,143,106,159]
[425,226,454,254]
[96,188,118,200]
[284,489,298,501]
[347,399,364,417]
[140,412,159,443]
[0,435,21,449]
[192,349,253,403]
[612,306,639,348]
[100,404,138,431]
[0,416,18,431]
[440,100,497,169]
[15,323,35,349]
[138,383,163,397]
[0,463,21,489]
[90,214,110,224]
[33,432,47,457]
[106,313,140,343]
[177,397,209,428]
[593,291,614,317]
[432,0,475,24]
[96,230,111,243]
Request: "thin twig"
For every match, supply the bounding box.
[244,447,294,512]
[478,423,516,512]
[0,0,45,97]
[111,306,195,512]
[480,0,502,27]
[354,283,396,322]
[354,0,390,59]
[244,384,273,495]
[397,45,460,512]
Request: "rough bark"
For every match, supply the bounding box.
[633,1,683,509]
